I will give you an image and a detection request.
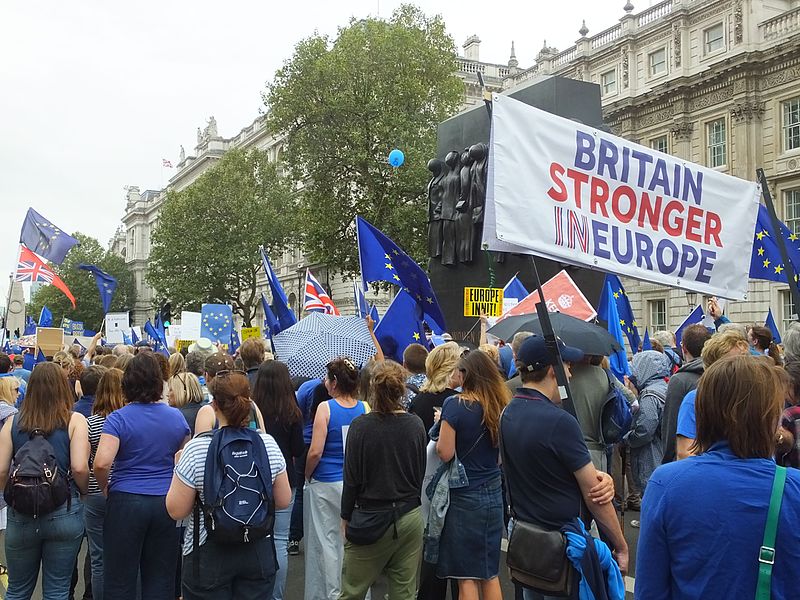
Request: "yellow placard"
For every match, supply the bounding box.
[463,287,504,317]
[175,340,194,353]
[241,326,262,341]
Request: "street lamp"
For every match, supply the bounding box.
[685,291,697,308]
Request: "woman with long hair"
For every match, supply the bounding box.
[84,368,126,600]
[304,357,368,600]
[166,371,291,599]
[168,373,206,436]
[94,352,190,600]
[749,325,782,364]
[340,361,427,599]
[168,353,186,378]
[637,356,800,597]
[0,362,90,599]
[436,349,510,600]
[251,361,304,600]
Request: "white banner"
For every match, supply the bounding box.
[105,312,129,336]
[486,94,761,300]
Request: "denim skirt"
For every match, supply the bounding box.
[436,475,503,580]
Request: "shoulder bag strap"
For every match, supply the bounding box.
[755,465,787,600]
[498,408,517,519]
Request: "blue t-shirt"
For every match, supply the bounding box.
[676,389,697,440]
[103,402,189,495]
[636,443,800,599]
[441,394,500,490]
[501,389,591,528]
[313,399,366,483]
[296,378,322,445]
[12,367,31,383]
[73,395,95,418]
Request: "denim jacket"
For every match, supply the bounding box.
[422,420,470,563]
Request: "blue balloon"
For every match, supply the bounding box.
[388,149,405,168]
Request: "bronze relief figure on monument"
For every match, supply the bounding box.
[426,76,609,338]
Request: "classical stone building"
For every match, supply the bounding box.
[118,0,800,336]
[114,37,512,326]
[503,0,800,335]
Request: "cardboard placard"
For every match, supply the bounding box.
[36,327,64,358]
[463,287,504,317]
[181,311,202,340]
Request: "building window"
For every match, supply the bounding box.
[785,189,800,234]
[782,290,797,333]
[651,135,668,154]
[704,23,724,54]
[783,97,800,152]
[648,48,666,77]
[707,118,727,168]
[601,69,617,95]
[648,299,667,332]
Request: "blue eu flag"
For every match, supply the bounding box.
[229,330,241,356]
[766,308,782,344]
[749,205,800,284]
[374,290,427,363]
[20,208,79,265]
[23,316,36,336]
[143,319,169,355]
[260,247,297,333]
[674,305,705,349]
[39,306,53,328]
[356,217,445,333]
[201,304,233,345]
[77,264,118,313]
[261,293,281,338]
[354,281,370,319]
[502,275,529,303]
[642,328,652,351]
[598,281,631,382]
[598,274,641,354]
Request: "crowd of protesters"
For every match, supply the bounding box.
[0,301,798,600]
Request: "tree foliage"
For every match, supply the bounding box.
[147,148,295,326]
[264,4,464,274]
[28,233,136,331]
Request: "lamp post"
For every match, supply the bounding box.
[685,291,697,309]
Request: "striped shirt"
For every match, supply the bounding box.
[175,431,286,555]
[87,414,106,495]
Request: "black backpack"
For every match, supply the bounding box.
[3,429,70,518]
[196,427,275,546]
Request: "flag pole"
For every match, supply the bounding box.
[0,272,14,347]
[758,168,800,321]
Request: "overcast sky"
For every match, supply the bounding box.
[0,0,639,303]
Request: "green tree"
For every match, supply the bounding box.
[147,148,295,326]
[28,233,136,331]
[264,4,463,274]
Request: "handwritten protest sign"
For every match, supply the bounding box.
[486,94,761,300]
[241,326,262,341]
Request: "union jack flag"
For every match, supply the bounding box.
[15,245,76,308]
[304,269,340,316]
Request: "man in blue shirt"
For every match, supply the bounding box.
[0,353,25,407]
[11,356,31,383]
[73,365,108,417]
[501,335,628,599]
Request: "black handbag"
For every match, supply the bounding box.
[345,505,396,545]
[500,414,576,596]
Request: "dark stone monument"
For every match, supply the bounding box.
[428,76,609,339]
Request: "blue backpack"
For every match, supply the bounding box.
[196,427,275,545]
[600,371,633,445]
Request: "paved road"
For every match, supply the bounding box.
[10,511,639,599]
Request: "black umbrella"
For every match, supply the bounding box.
[486,312,622,356]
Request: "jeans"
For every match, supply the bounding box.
[83,494,105,600]
[182,536,276,600]
[289,445,308,541]
[272,499,293,600]
[103,492,179,600]
[5,498,84,600]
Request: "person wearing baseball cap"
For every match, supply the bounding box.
[500,335,629,598]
